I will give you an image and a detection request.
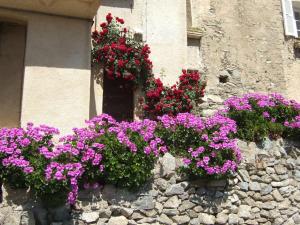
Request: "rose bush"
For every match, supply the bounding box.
[92,14,206,118]
[142,70,206,118]
[92,13,152,85]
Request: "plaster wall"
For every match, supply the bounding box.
[95,0,187,83]
[0,8,92,134]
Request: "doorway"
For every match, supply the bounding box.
[0,22,26,128]
[102,75,134,121]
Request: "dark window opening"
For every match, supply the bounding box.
[102,75,134,121]
[295,47,300,58]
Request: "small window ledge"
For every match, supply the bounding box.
[187,27,204,39]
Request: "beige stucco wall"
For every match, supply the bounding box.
[0,8,92,134]
[95,0,187,84]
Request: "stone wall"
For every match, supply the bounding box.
[190,0,300,116]
[93,0,300,118]
[1,138,300,225]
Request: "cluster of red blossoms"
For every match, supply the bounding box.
[142,70,206,118]
[92,13,152,84]
[92,14,206,118]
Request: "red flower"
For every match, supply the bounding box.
[116,17,125,24]
[100,22,107,28]
[106,13,113,23]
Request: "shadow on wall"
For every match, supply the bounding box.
[101,0,134,8]
[24,14,92,70]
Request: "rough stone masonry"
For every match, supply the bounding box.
[0,138,299,225]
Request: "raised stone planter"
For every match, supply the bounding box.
[1,138,300,225]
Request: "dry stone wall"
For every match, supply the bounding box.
[0,138,300,225]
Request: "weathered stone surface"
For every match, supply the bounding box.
[160,153,176,178]
[99,208,112,218]
[215,213,228,224]
[292,213,300,224]
[157,214,173,225]
[249,182,261,191]
[162,209,179,216]
[260,184,272,195]
[198,213,216,225]
[178,200,195,212]
[190,218,200,225]
[238,205,251,219]
[155,178,169,191]
[228,214,239,224]
[163,195,180,208]
[107,216,128,225]
[272,189,284,201]
[271,179,290,187]
[132,196,155,210]
[293,191,300,202]
[274,165,287,175]
[119,208,133,218]
[81,212,99,223]
[172,215,190,224]
[165,183,185,196]
[239,182,249,191]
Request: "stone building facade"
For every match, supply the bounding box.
[95,0,300,118]
[0,0,100,134]
[0,0,299,132]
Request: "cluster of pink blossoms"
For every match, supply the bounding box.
[0,112,243,204]
[158,113,241,176]
[224,93,300,129]
[0,123,59,174]
[45,162,84,204]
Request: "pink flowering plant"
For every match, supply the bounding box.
[84,114,167,189]
[0,123,72,206]
[156,113,241,178]
[224,93,300,141]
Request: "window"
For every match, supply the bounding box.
[295,47,300,58]
[294,11,300,37]
[281,0,298,37]
[187,37,202,72]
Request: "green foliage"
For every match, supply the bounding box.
[100,133,156,189]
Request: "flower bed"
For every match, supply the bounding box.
[224,93,300,141]
[0,113,240,206]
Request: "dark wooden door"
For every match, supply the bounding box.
[0,22,26,128]
[102,75,134,121]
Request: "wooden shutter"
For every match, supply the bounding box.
[281,0,298,37]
